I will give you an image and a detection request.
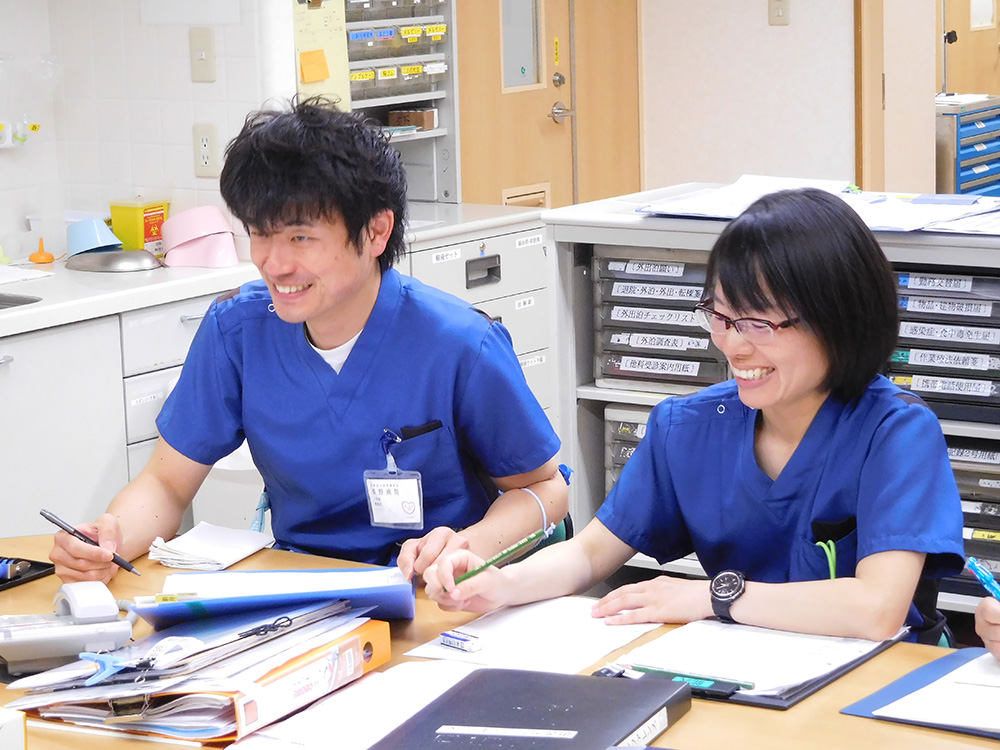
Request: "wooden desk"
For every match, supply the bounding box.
[1,535,993,749]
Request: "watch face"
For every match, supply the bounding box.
[712,571,744,600]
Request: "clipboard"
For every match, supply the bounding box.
[0,557,54,593]
[841,647,1000,740]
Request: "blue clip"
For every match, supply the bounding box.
[80,652,130,686]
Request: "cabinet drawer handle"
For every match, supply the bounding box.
[0,355,12,366]
[180,313,205,323]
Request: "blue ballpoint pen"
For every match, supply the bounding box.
[966,556,1000,600]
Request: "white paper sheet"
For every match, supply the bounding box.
[148,521,274,570]
[233,661,481,750]
[872,652,1000,732]
[0,265,52,284]
[404,596,659,674]
[620,619,902,696]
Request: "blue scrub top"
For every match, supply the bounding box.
[157,269,561,565]
[597,377,965,631]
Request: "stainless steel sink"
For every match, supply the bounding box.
[0,293,41,309]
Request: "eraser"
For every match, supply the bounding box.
[439,629,481,652]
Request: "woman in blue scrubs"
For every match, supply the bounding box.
[426,188,965,643]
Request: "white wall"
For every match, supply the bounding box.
[0,0,294,261]
[640,1,857,188]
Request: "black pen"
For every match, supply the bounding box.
[39,509,141,576]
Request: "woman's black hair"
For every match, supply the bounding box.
[704,188,898,401]
[219,96,407,272]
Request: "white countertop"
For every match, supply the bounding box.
[0,261,261,338]
[0,202,544,339]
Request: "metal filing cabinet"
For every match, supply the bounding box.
[405,202,556,430]
[936,94,1000,197]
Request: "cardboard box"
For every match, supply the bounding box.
[0,708,25,750]
[388,108,438,131]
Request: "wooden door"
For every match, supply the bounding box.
[457,1,641,207]
[938,0,1000,94]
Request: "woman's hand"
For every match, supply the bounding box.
[976,597,1000,660]
[423,550,514,613]
[397,527,471,581]
[591,575,713,625]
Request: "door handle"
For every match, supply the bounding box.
[180,313,206,323]
[0,355,12,366]
[547,101,575,124]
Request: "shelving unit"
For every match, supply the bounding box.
[543,184,1000,617]
[345,2,460,203]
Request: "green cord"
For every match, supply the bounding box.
[815,540,837,579]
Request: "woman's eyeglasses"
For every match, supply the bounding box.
[693,303,800,344]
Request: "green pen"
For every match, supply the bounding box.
[628,663,755,691]
[453,524,555,585]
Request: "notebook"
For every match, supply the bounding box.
[368,668,691,749]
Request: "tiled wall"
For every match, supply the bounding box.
[0,0,294,261]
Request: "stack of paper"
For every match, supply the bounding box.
[7,601,391,742]
[148,521,274,570]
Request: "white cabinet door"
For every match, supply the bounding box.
[0,317,128,536]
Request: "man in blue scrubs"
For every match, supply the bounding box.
[426,189,964,644]
[50,99,567,582]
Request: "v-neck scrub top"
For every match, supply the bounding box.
[157,269,561,565]
[597,376,964,631]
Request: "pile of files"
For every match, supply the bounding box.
[147,521,274,570]
[940,435,1000,598]
[887,267,1000,424]
[593,249,725,394]
[6,600,390,742]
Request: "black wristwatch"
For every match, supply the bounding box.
[710,570,746,623]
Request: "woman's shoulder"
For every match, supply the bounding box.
[649,379,747,430]
[848,374,943,434]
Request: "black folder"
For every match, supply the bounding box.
[369,668,691,749]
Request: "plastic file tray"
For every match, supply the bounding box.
[897,294,1000,324]
[940,571,999,597]
[605,404,651,493]
[953,463,1000,503]
[896,319,1000,354]
[597,257,707,285]
[894,269,1000,300]
[890,347,1000,379]
[597,352,727,391]
[960,498,1000,529]
[597,279,703,307]
[887,372,1000,403]
[597,303,703,333]
[963,526,1000,559]
[599,329,724,362]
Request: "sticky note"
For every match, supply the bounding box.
[300,49,330,84]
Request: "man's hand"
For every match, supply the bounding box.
[48,513,123,584]
[397,526,471,581]
[976,597,1000,660]
[590,575,713,625]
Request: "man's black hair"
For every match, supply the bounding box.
[220,97,407,272]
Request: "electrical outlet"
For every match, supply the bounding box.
[769,0,790,26]
[192,123,220,178]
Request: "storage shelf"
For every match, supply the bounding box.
[353,90,446,109]
[349,52,446,69]
[939,419,1000,440]
[384,126,448,143]
[939,592,983,614]
[577,382,700,407]
[346,15,445,30]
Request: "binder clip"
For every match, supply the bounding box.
[0,558,29,581]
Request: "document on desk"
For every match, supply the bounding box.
[132,566,415,628]
[405,595,659,674]
[636,174,852,220]
[838,192,1000,232]
[234,661,482,750]
[869,651,1000,734]
[619,619,905,707]
[148,521,274,570]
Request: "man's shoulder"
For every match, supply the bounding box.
[396,273,495,336]
[210,280,276,331]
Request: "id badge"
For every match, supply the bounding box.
[364,469,424,529]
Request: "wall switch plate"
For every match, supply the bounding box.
[768,0,790,26]
[189,27,217,83]
[192,123,220,178]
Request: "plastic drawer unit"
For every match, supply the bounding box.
[407,224,553,414]
[604,404,651,495]
[593,248,723,394]
[936,95,1000,197]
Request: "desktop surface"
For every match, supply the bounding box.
[0,535,994,750]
